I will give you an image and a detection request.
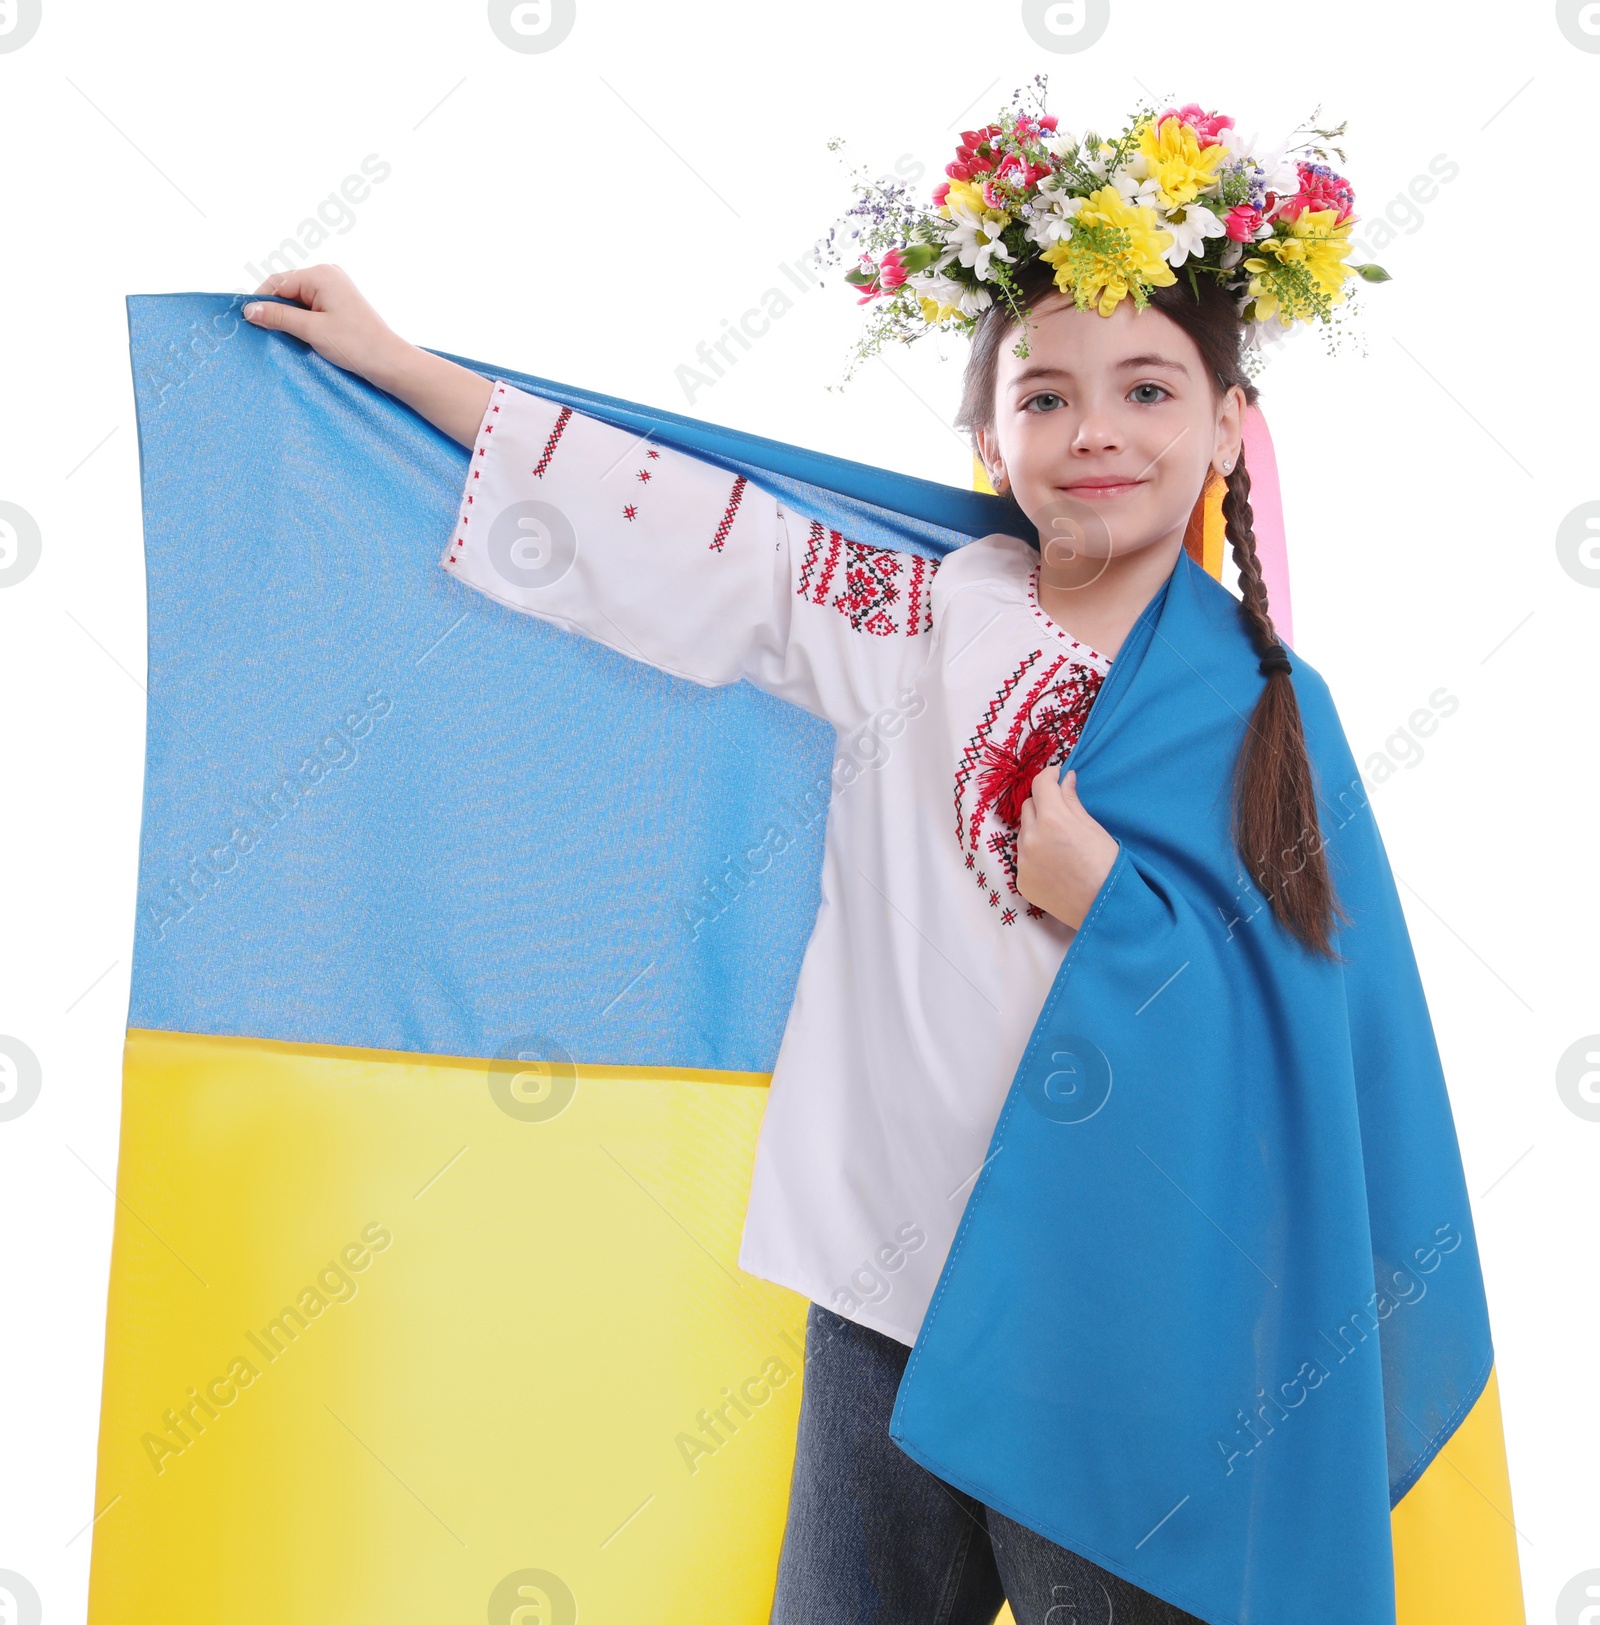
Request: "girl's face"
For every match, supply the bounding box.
[975,292,1246,570]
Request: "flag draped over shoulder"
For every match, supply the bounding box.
[90,293,1522,1625]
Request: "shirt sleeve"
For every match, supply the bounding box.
[439,381,942,733]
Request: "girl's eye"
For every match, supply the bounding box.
[1129,382,1169,405]
[1024,392,1064,413]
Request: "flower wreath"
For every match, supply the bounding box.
[821,78,1390,377]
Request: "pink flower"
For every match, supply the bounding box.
[878,248,910,290]
[932,180,951,206]
[995,152,1049,190]
[853,249,910,304]
[1157,102,1236,148]
[947,120,1014,187]
[1278,161,1355,224]
[1224,203,1264,242]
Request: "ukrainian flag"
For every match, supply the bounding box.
[88,294,1522,1624]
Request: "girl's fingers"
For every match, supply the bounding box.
[251,268,320,302]
[242,299,319,343]
[251,265,348,307]
[245,266,330,338]
[255,266,332,305]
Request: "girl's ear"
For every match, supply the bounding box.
[1212,384,1248,477]
[975,426,1009,495]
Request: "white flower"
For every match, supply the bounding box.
[909,267,993,317]
[905,265,951,298]
[1230,128,1302,199]
[1111,157,1163,212]
[1080,137,1116,182]
[1159,201,1228,267]
[1024,186,1084,249]
[1241,312,1297,357]
[945,200,1015,281]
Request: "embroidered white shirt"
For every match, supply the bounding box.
[442,381,1113,1347]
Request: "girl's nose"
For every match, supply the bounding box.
[1069,402,1122,453]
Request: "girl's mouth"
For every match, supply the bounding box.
[1058,479,1144,500]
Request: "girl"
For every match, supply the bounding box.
[236,101,1501,1625]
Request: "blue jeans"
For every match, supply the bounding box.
[770,1303,1204,1625]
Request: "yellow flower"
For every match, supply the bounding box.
[1243,208,1356,325]
[1039,185,1176,317]
[940,176,1012,230]
[1138,115,1227,209]
[918,295,962,324]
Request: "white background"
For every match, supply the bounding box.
[0,1,1595,1619]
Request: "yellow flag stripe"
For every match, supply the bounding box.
[1392,1363,1525,1623]
[90,1029,802,1624]
[1199,473,1226,579]
[99,1022,1523,1623]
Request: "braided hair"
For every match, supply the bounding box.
[956,262,1349,959]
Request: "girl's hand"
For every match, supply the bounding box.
[243,265,405,385]
[241,264,493,450]
[1015,767,1120,931]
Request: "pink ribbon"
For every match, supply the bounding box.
[1242,405,1292,649]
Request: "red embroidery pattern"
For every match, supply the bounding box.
[625,446,659,522]
[448,386,508,564]
[795,521,939,637]
[710,476,748,552]
[1026,563,1110,661]
[953,650,1109,923]
[531,405,573,478]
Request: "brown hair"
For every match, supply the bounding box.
[956,260,1348,960]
